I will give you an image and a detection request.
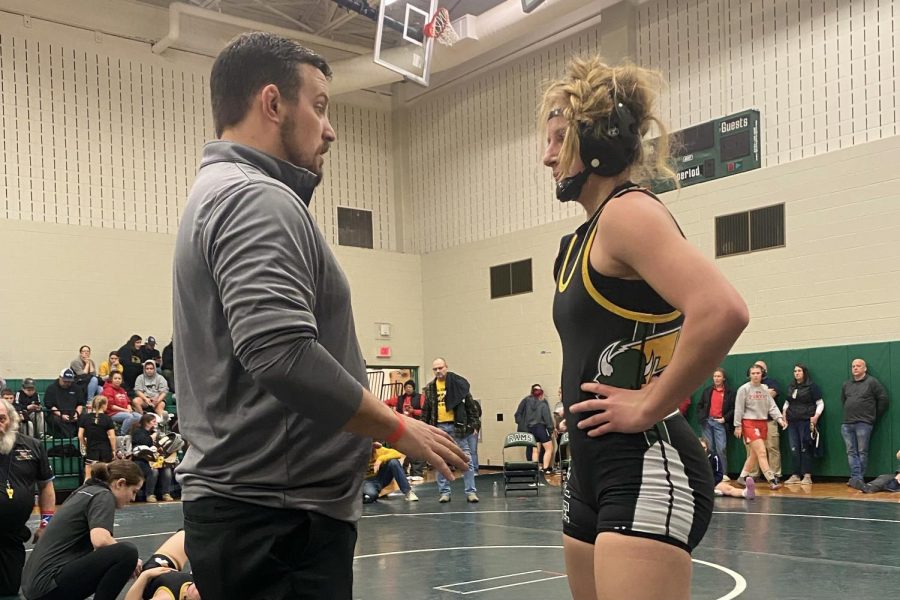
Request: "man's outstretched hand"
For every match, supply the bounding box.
[390,417,468,481]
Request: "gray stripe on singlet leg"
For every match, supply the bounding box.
[631,440,695,545]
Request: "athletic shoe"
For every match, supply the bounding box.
[146,495,158,503]
[768,478,782,490]
[409,476,424,482]
[466,493,479,503]
[743,477,756,500]
[161,494,174,502]
[801,475,813,485]
[439,494,451,503]
[784,475,802,485]
[405,491,419,502]
[721,474,731,482]
[849,478,866,491]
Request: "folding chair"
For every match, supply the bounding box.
[502,432,540,495]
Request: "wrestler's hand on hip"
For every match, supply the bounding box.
[569,382,656,436]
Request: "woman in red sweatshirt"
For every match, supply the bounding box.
[102,371,141,434]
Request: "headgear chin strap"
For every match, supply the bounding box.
[555,170,591,202]
[553,101,640,202]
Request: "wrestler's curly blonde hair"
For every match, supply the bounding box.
[539,56,677,189]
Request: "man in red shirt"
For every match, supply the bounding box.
[697,368,736,481]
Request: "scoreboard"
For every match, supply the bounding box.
[652,109,760,194]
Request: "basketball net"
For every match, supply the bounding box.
[423,7,459,47]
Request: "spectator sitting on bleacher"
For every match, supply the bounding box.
[44,369,86,438]
[133,361,170,422]
[362,442,418,503]
[99,350,125,382]
[1,389,16,410]
[130,413,174,503]
[0,397,56,596]
[103,371,142,433]
[14,378,46,438]
[119,334,145,391]
[70,344,102,402]
[78,395,116,480]
[140,336,162,368]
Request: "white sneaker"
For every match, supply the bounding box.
[409,476,424,482]
[405,491,419,502]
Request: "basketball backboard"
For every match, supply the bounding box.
[374,0,439,87]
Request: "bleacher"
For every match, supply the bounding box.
[3,378,177,499]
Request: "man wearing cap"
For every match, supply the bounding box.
[43,369,86,438]
[133,360,170,421]
[0,398,56,595]
[141,336,162,368]
[13,379,45,439]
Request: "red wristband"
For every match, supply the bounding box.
[385,412,406,445]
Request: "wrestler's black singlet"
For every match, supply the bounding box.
[552,182,713,552]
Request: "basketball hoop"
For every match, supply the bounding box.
[423,7,459,46]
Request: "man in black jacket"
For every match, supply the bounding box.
[118,335,144,392]
[841,358,890,489]
[696,368,736,481]
[423,358,479,503]
[43,369,85,438]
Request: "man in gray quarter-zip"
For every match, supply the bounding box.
[173,32,466,600]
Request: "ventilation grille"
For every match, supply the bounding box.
[490,258,533,299]
[716,203,785,257]
[337,206,374,249]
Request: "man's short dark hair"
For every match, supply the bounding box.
[210,32,333,137]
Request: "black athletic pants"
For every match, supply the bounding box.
[184,497,358,600]
[0,531,27,596]
[32,542,138,600]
